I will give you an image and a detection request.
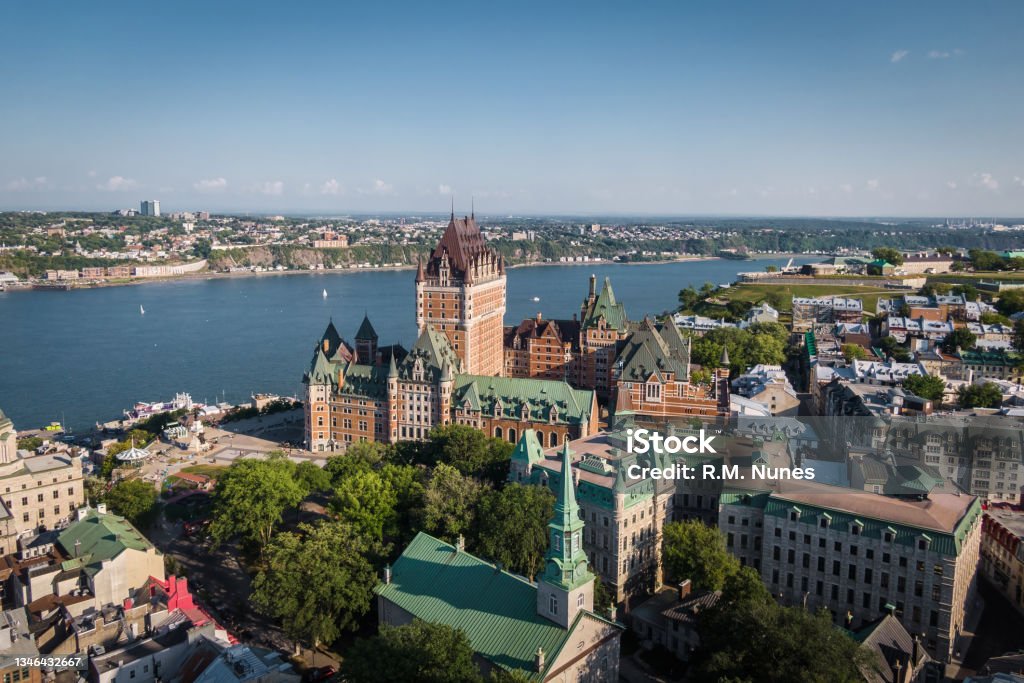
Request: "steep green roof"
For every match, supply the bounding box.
[57,509,155,577]
[399,327,462,383]
[616,319,690,382]
[355,314,378,341]
[581,278,628,331]
[511,429,545,466]
[304,347,336,386]
[452,375,594,424]
[338,362,388,400]
[375,532,571,679]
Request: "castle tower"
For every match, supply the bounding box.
[536,442,594,628]
[415,212,506,376]
[354,314,379,364]
[386,352,399,443]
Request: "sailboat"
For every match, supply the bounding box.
[140,305,145,315]
[531,296,541,302]
[322,288,328,299]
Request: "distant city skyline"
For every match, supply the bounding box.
[1,0,1022,216]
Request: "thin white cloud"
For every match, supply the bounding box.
[87,170,97,178]
[928,49,963,60]
[357,179,394,195]
[946,181,958,190]
[4,176,48,191]
[320,179,343,195]
[194,177,228,193]
[96,175,137,192]
[438,184,452,195]
[257,180,284,196]
[890,50,910,63]
[866,179,880,191]
[1013,176,1023,188]
[839,184,853,194]
[971,172,999,191]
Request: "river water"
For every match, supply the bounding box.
[0,257,807,430]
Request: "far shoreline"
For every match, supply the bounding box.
[3,253,802,293]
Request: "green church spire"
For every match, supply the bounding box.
[542,442,593,590]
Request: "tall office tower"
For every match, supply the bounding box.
[140,200,160,216]
[415,210,506,376]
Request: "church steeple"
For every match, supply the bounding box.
[537,442,595,628]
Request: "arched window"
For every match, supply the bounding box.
[550,432,559,447]
[494,426,503,439]
[508,428,517,443]
[535,431,544,447]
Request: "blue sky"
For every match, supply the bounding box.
[1,0,1022,216]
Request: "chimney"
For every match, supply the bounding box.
[609,602,618,622]
[912,635,920,664]
[534,647,545,672]
[678,579,691,600]
[456,534,465,552]
[536,311,542,322]
[383,564,392,585]
[588,274,596,299]
[96,503,107,515]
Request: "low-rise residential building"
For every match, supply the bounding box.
[792,297,863,332]
[629,580,719,663]
[731,364,800,416]
[2,506,164,617]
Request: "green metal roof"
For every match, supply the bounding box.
[375,532,571,679]
[511,429,545,466]
[762,495,982,557]
[355,314,378,341]
[581,278,628,331]
[616,319,690,383]
[57,509,155,576]
[452,375,594,424]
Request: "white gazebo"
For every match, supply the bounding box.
[115,439,151,465]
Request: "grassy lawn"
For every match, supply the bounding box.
[930,271,1024,283]
[716,283,896,313]
[178,464,229,478]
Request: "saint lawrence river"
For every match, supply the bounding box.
[0,257,808,430]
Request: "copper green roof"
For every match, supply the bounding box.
[511,429,545,466]
[57,509,156,577]
[337,362,388,400]
[616,319,690,382]
[375,532,572,679]
[452,375,594,424]
[581,278,628,331]
[303,347,336,386]
[399,327,462,382]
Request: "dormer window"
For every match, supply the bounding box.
[550,406,559,423]
[494,401,503,418]
[851,520,863,536]
[521,404,530,420]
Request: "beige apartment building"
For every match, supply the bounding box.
[0,408,85,553]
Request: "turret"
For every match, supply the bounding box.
[536,442,594,627]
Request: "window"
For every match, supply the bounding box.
[577,593,585,607]
[549,595,558,615]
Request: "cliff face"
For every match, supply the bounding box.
[205,244,431,271]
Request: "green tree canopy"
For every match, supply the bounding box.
[902,373,946,402]
[332,467,398,542]
[941,327,977,354]
[251,521,381,648]
[871,247,904,266]
[841,344,868,362]
[998,290,1024,316]
[208,457,305,553]
[691,323,788,377]
[104,479,158,528]
[422,424,514,485]
[422,463,488,543]
[476,483,555,578]
[957,382,1004,409]
[692,602,871,683]
[662,519,738,591]
[341,621,481,683]
[293,461,331,495]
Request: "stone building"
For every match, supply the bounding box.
[719,480,982,662]
[377,448,622,681]
[0,407,85,553]
[979,504,1024,617]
